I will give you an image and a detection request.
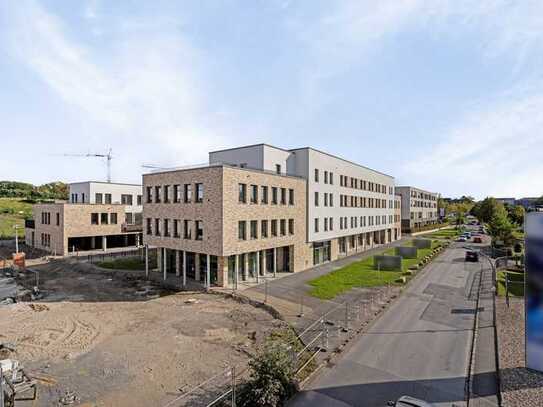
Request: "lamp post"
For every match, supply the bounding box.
[13,224,20,254]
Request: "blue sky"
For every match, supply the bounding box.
[1,0,542,199]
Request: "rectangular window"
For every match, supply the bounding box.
[280,219,286,236]
[182,219,190,238]
[250,220,258,239]
[173,219,180,238]
[330,193,334,207]
[91,213,99,225]
[146,218,152,234]
[238,221,247,240]
[122,194,134,205]
[110,213,117,224]
[155,218,161,235]
[195,220,203,240]
[101,213,109,224]
[56,213,60,226]
[261,186,268,204]
[163,186,170,203]
[324,217,328,231]
[330,217,334,231]
[324,171,328,184]
[250,185,258,204]
[275,164,281,174]
[261,220,268,238]
[195,183,204,203]
[164,219,170,236]
[314,218,319,233]
[314,168,319,182]
[288,219,294,235]
[280,188,286,205]
[271,219,278,236]
[137,195,142,205]
[126,213,134,224]
[154,186,161,203]
[340,217,343,230]
[146,187,152,203]
[329,172,334,185]
[184,184,192,203]
[288,189,294,205]
[324,193,328,207]
[272,187,278,204]
[95,193,103,204]
[173,185,181,203]
[238,183,247,203]
[105,193,112,204]
[314,191,319,206]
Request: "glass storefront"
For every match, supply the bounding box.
[313,241,331,265]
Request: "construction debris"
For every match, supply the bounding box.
[59,390,80,405]
[28,303,49,312]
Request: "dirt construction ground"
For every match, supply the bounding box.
[0,260,284,406]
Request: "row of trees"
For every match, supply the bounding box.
[0,181,68,200]
[471,197,524,247]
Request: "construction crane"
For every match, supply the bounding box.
[63,149,113,182]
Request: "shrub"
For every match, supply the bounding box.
[239,338,297,407]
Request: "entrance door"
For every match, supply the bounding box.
[282,247,291,272]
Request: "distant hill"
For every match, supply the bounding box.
[0,181,68,200]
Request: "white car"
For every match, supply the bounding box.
[388,395,436,407]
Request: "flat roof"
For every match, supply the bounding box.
[208,143,394,179]
[289,147,394,179]
[143,162,305,180]
[69,181,141,187]
[396,186,439,195]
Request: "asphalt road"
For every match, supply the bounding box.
[289,243,485,407]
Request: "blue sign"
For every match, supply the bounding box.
[526,212,543,372]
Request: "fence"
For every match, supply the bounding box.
[161,274,400,407]
[70,247,157,265]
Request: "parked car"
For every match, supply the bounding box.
[457,236,467,242]
[388,396,435,407]
[473,236,482,243]
[465,250,479,262]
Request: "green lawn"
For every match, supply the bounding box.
[308,240,442,300]
[0,198,32,239]
[97,257,148,270]
[423,228,463,240]
[497,270,524,297]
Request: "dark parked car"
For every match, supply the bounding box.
[465,250,479,262]
[473,236,483,243]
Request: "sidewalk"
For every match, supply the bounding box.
[237,237,410,353]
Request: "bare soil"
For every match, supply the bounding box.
[0,260,284,406]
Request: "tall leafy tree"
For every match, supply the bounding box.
[488,204,515,246]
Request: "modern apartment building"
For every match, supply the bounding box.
[143,144,402,288]
[25,181,143,255]
[395,186,439,232]
[143,163,308,287]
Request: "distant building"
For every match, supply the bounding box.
[395,186,439,233]
[516,197,539,210]
[496,197,516,206]
[25,181,143,255]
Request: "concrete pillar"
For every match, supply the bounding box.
[102,236,107,251]
[262,251,267,275]
[243,254,249,281]
[91,236,96,250]
[235,255,239,289]
[157,247,162,273]
[206,254,210,289]
[273,247,277,277]
[124,234,128,247]
[195,254,201,282]
[182,251,186,287]
[255,251,260,283]
[163,248,167,281]
[145,245,149,278]
[136,234,140,247]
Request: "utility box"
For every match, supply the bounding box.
[413,239,432,249]
[374,255,402,271]
[395,246,418,259]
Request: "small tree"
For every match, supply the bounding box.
[240,340,296,407]
[488,205,515,247]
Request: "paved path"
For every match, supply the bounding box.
[289,243,492,407]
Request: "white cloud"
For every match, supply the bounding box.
[402,84,543,199]
[1,0,238,182]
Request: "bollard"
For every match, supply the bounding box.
[344,302,349,332]
[298,295,304,317]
